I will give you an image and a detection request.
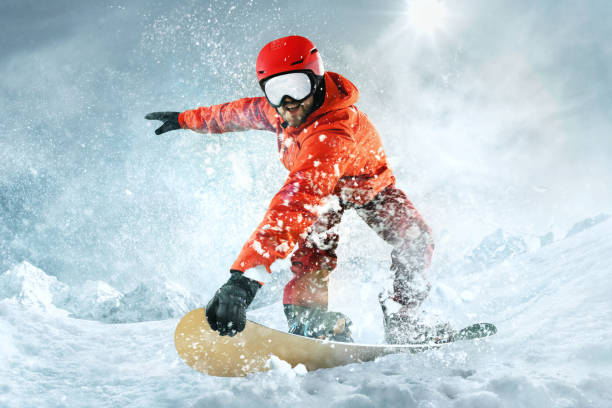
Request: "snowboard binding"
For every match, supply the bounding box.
[379,294,497,344]
[379,294,455,344]
[284,305,354,342]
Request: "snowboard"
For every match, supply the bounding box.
[174,308,497,377]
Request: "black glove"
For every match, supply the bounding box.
[206,270,262,336]
[144,111,181,135]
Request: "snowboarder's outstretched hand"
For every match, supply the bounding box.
[206,271,261,336]
[144,111,181,135]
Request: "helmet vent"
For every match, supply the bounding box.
[290,58,304,66]
[311,48,318,54]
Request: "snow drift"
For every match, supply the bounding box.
[1,217,610,407]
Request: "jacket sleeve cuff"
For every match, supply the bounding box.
[240,265,270,285]
[231,247,273,285]
[178,111,187,129]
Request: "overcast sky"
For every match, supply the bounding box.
[1,0,610,287]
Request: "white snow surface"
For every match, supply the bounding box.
[1,219,611,407]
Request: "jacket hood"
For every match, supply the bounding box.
[316,71,359,115]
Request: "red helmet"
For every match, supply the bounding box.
[256,36,324,83]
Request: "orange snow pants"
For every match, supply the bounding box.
[282,185,434,309]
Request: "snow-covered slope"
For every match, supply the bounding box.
[1,219,610,407]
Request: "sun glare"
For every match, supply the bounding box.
[407,0,450,35]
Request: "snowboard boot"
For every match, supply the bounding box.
[284,304,354,342]
[380,297,454,344]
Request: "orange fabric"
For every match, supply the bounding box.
[179,72,396,275]
[178,97,278,134]
[283,269,330,308]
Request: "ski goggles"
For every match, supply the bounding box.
[261,72,315,108]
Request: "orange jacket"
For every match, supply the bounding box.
[178,72,395,274]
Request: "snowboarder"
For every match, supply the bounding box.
[146,35,444,344]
